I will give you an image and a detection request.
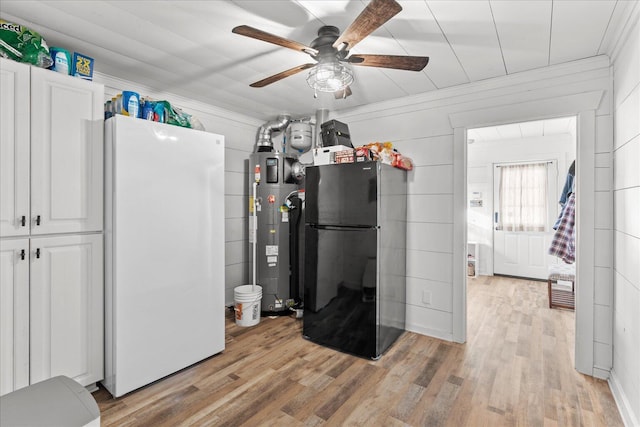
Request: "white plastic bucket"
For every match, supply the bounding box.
[234,285,262,327]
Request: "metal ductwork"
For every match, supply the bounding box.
[256,114,291,152]
[315,109,329,149]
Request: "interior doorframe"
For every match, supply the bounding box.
[449,90,604,376]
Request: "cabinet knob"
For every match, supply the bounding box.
[35,215,41,226]
[35,248,41,259]
[20,249,25,260]
[20,215,26,227]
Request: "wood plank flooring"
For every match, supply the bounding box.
[93,276,623,426]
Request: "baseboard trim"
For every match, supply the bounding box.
[609,370,639,427]
[592,366,610,380]
[405,325,453,342]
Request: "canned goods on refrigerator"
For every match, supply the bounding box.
[122,91,140,118]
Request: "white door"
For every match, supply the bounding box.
[0,238,30,396]
[30,67,103,235]
[0,58,30,238]
[29,234,103,386]
[493,161,558,280]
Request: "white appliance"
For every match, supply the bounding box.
[0,376,100,426]
[103,115,225,397]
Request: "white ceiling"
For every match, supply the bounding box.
[468,116,576,142]
[0,1,632,120]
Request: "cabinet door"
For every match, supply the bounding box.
[30,68,104,235]
[29,234,103,386]
[0,239,30,396]
[0,59,30,238]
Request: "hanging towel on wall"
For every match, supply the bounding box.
[549,192,576,263]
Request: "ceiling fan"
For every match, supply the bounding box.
[232,0,429,99]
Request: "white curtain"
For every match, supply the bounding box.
[498,162,548,232]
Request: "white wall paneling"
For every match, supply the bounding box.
[225,217,248,243]
[393,135,454,166]
[407,195,454,224]
[407,223,453,253]
[594,266,613,306]
[609,6,639,426]
[576,110,598,376]
[594,304,613,345]
[225,171,245,196]
[409,165,454,194]
[614,135,640,189]
[614,86,640,149]
[224,195,245,221]
[594,229,613,268]
[406,305,453,342]
[452,126,467,342]
[406,277,453,313]
[595,165,613,192]
[614,231,640,289]
[595,115,614,153]
[614,187,640,238]
[407,250,453,285]
[225,240,246,267]
[611,272,640,426]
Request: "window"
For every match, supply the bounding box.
[497,162,548,232]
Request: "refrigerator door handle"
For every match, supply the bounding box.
[311,224,378,231]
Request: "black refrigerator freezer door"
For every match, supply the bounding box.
[303,224,378,358]
[306,163,378,227]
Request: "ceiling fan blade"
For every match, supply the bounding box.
[232,25,318,55]
[347,54,429,71]
[334,86,353,99]
[249,63,316,88]
[332,0,403,51]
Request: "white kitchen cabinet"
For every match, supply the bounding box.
[0,59,30,238]
[29,234,103,387]
[0,59,103,237]
[0,58,104,395]
[30,66,104,235]
[0,239,30,396]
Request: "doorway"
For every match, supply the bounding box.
[465,117,579,370]
[450,91,603,376]
[466,117,576,281]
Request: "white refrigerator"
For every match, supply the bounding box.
[103,115,225,397]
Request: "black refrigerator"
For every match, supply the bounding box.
[303,161,407,359]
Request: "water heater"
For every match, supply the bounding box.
[249,151,304,313]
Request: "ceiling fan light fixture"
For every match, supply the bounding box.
[306,60,354,93]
